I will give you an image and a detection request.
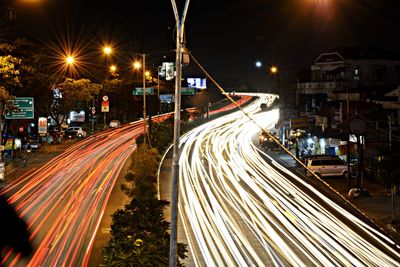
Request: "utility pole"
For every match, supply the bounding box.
[158,66,161,123]
[346,86,351,185]
[143,54,147,148]
[169,0,191,266]
[389,115,395,222]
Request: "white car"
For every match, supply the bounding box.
[109,120,121,128]
[65,127,87,138]
[307,156,348,178]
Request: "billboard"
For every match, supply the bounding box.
[160,62,175,81]
[69,111,85,122]
[160,94,174,103]
[187,78,206,89]
[38,117,48,135]
[290,117,309,129]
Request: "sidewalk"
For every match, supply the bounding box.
[270,150,400,243]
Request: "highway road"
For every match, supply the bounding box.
[0,96,251,266]
[178,93,400,266]
[1,122,141,266]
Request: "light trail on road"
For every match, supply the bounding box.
[178,93,400,266]
[0,96,251,266]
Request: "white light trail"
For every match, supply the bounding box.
[178,93,400,266]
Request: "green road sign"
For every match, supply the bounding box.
[133,88,155,95]
[5,97,34,119]
[181,87,195,95]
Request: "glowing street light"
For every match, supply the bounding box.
[109,64,117,73]
[270,65,278,74]
[255,61,262,68]
[133,61,141,70]
[66,56,74,65]
[103,46,112,55]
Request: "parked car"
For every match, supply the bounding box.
[29,141,41,150]
[22,139,41,151]
[109,120,121,128]
[65,127,87,138]
[306,156,348,178]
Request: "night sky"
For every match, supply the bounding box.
[9,0,400,89]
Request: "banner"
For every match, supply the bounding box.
[38,117,48,135]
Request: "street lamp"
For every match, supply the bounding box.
[109,64,117,73]
[103,46,112,55]
[270,65,278,74]
[169,0,191,266]
[157,66,162,119]
[133,55,148,148]
[66,55,74,65]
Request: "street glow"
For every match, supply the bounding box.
[255,61,262,68]
[109,64,117,72]
[133,61,141,69]
[66,56,74,65]
[270,65,278,74]
[103,46,112,55]
[145,70,150,76]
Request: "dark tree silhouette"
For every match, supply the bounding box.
[0,194,32,262]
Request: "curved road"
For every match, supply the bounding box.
[0,96,251,266]
[178,93,400,266]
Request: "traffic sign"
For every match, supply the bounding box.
[101,101,109,112]
[5,97,35,119]
[181,87,195,95]
[133,88,155,95]
[103,95,108,101]
[92,108,96,115]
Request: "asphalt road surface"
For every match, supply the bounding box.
[177,93,400,266]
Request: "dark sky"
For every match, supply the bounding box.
[9,0,400,89]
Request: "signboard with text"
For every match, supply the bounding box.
[38,117,48,136]
[181,87,195,95]
[132,88,155,95]
[290,117,309,129]
[5,97,34,119]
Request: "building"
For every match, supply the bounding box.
[292,47,400,183]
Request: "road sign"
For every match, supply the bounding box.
[92,108,96,115]
[103,95,108,101]
[181,87,195,95]
[5,97,34,119]
[133,88,155,95]
[101,101,109,112]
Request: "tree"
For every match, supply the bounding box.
[0,42,24,148]
[121,144,160,198]
[102,197,187,267]
[50,78,101,127]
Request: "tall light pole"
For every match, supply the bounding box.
[158,66,162,121]
[142,54,147,148]
[169,0,191,266]
[102,46,113,129]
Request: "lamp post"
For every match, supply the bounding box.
[133,56,148,147]
[157,66,162,120]
[169,0,191,266]
[142,54,147,148]
[270,65,282,91]
[101,47,112,129]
